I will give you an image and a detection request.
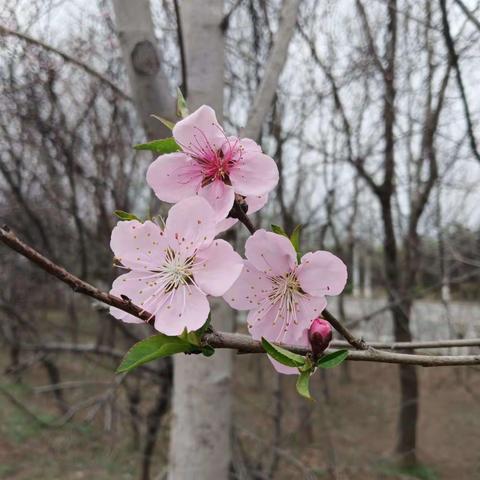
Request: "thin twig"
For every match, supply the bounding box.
[0,24,131,102]
[2,225,480,367]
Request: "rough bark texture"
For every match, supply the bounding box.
[168,2,233,479]
[112,0,174,138]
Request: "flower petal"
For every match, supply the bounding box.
[109,271,163,324]
[247,305,305,375]
[245,193,268,214]
[194,239,243,296]
[164,196,216,254]
[146,152,201,203]
[198,179,235,220]
[297,251,348,297]
[223,261,272,310]
[245,229,297,276]
[229,140,278,196]
[153,285,210,335]
[173,105,225,154]
[110,220,167,270]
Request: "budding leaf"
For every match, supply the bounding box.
[176,87,189,118]
[261,337,306,368]
[316,349,349,368]
[114,210,141,222]
[271,224,287,237]
[134,137,181,154]
[296,370,313,400]
[290,224,302,253]
[151,114,175,130]
[117,334,197,373]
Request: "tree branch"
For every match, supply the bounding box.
[2,225,480,367]
[0,24,131,102]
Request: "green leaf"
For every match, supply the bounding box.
[316,349,349,369]
[261,337,306,368]
[117,334,196,373]
[271,224,287,237]
[296,370,313,400]
[151,114,175,130]
[134,137,181,154]
[114,210,141,222]
[201,345,215,357]
[176,87,189,118]
[290,224,302,252]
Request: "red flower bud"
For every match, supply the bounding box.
[308,317,332,357]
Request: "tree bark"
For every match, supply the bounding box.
[168,2,234,479]
[112,0,175,139]
[241,0,301,141]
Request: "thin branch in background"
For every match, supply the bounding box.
[453,0,480,32]
[439,0,480,163]
[0,24,131,102]
[2,225,480,367]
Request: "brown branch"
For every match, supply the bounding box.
[439,0,480,163]
[203,331,480,367]
[0,225,153,323]
[0,24,131,102]
[2,225,480,367]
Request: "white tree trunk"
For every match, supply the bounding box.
[168,2,233,479]
[112,0,175,138]
[241,0,301,140]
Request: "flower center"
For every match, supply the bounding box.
[155,248,194,292]
[268,271,302,311]
[182,127,244,187]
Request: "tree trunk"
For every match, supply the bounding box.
[168,3,234,479]
[112,0,175,138]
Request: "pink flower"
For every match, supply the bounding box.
[224,229,347,374]
[109,197,243,335]
[146,105,279,220]
[308,318,333,357]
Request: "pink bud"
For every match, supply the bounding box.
[308,318,332,357]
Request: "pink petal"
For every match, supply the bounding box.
[173,105,225,154]
[164,196,216,253]
[110,220,166,270]
[198,179,235,220]
[297,295,327,326]
[297,251,348,297]
[109,271,162,324]
[245,193,268,214]
[194,239,244,296]
[247,305,304,375]
[215,217,238,235]
[146,152,201,203]
[229,140,279,196]
[153,285,210,335]
[245,229,297,276]
[223,261,272,310]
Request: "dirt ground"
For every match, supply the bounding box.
[1,350,479,479]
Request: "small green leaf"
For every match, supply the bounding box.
[317,349,349,368]
[134,137,181,154]
[117,334,196,373]
[201,345,215,357]
[261,337,306,368]
[151,114,175,130]
[271,224,287,237]
[296,370,313,400]
[114,210,141,221]
[176,87,189,118]
[290,224,302,252]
